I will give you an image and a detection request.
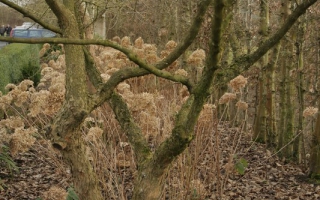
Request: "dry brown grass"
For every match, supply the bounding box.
[0,38,316,199]
[0,38,252,199]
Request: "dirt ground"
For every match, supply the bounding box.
[1,136,319,200]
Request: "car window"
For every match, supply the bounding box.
[29,30,42,38]
[13,30,28,37]
[12,28,56,38]
[42,29,56,38]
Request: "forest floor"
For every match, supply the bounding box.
[0,131,320,200]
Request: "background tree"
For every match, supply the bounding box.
[0,4,25,26]
[252,0,270,144]
[310,99,320,179]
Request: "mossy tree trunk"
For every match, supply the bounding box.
[214,2,235,120]
[253,72,267,143]
[44,0,104,199]
[309,9,320,179]
[280,42,295,160]
[266,44,280,148]
[283,57,295,158]
[294,17,306,163]
[278,47,287,155]
[253,0,281,149]
[110,1,226,198]
[253,0,269,144]
[282,0,299,159]
[310,98,320,179]
[277,0,296,159]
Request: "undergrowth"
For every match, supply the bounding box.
[0,37,317,199]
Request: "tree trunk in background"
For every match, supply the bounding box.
[294,17,306,163]
[278,47,287,155]
[253,75,267,143]
[283,54,295,158]
[309,10,320,179]
[277,0,295,159]
[253,0,269,143]
[310,98,320,179]
[266,44,280,148]
[282,0,299,159]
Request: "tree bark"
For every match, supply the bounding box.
[310,98,320,179]
[278,0,296,159]
[266,44,280,148]
[309,14,320,178]
[293,17,306,162]
[45,0,104,199]
[253,0,269,143]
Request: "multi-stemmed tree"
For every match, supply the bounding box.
[0,0,318,199]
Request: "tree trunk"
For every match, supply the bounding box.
[277,0,295,159]
[278,51,287,155]
[46,1,104,199]
[293,18,306,163]
[282,0,298,159]
[253,77,267,143]
[253,0,269,143]
[283,62,295,158]
[113,1,223,198]
[51,46,104,200]
[278,43,295,159]
[309,13,320,179]
[61,130,103,199]
[132,160,166,199]
[310,98,320,179]
[266,44,280,148]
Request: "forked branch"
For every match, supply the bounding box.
[150,0,225,176]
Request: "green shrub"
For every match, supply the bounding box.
[0,43,41,93]
[67,186,79,200]
[20,61,41,86]
[0,54,11,93]
[0,144,18,173]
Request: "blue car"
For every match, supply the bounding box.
[10,28,56,38]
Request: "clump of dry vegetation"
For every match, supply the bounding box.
[0,37,318,200]
[0,39,272,199]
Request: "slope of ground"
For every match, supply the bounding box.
[0,134,319,200]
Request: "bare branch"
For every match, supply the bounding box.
[45,0,73,31]
[83,47,104,88]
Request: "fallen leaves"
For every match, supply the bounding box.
[0,142,70,200]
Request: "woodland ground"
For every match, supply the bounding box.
[0,125,319,200]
